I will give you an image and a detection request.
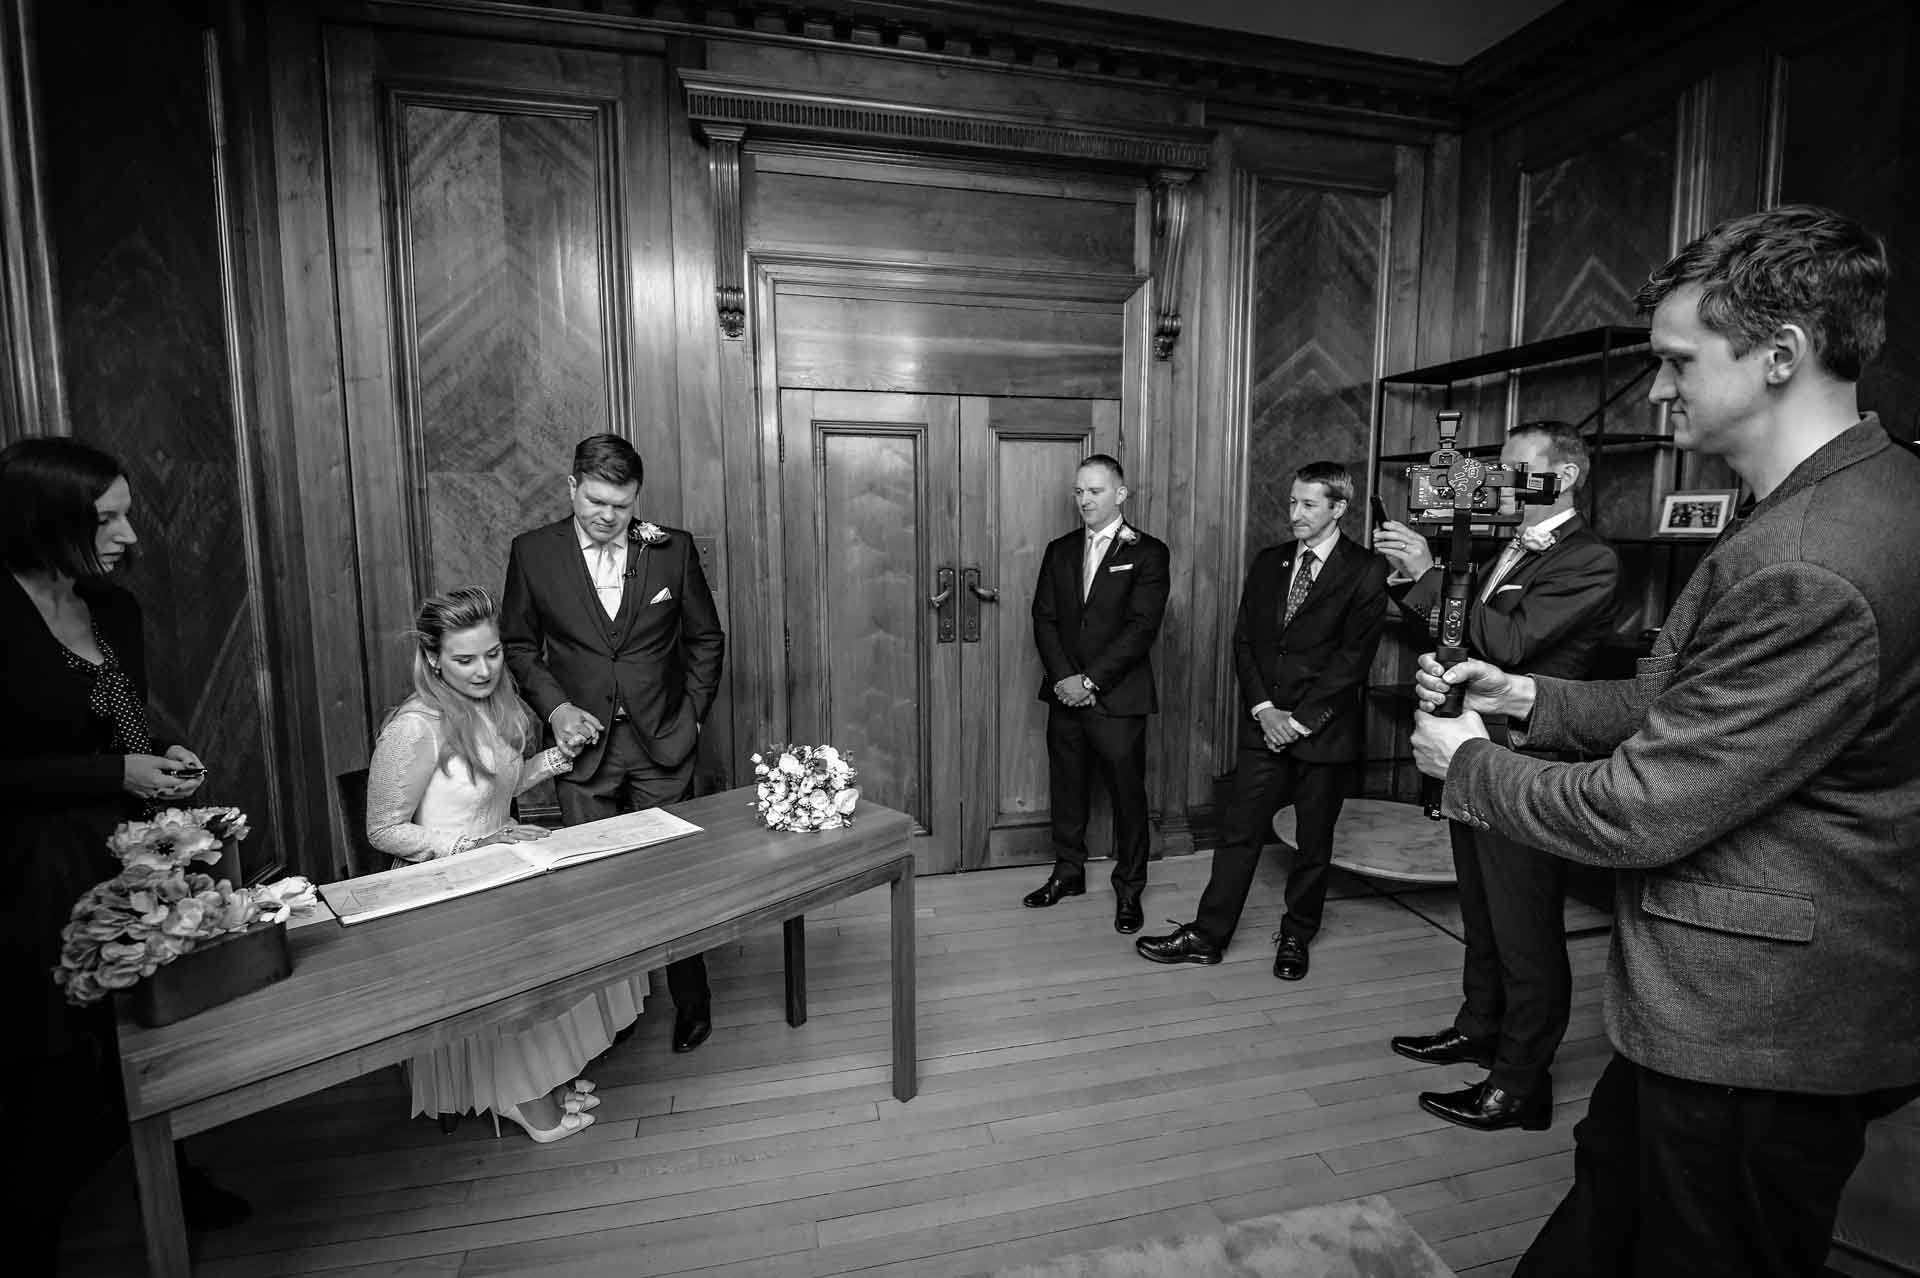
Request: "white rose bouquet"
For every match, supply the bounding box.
[751,744,860,832]
[53,807,312,1007]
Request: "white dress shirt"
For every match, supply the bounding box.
[577,523,628,620]
[1081,515,1124,601]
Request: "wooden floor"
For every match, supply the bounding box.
[66,851,1614,1278]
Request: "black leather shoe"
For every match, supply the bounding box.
[1114,896,1144,934]
[1390,1027,1496,1068]
[1272,932,1310,981]
[1419,1078,1552,1132]
[1022,877,1086,908]
[1134,923,1222,965]
[671,1008,713,1054]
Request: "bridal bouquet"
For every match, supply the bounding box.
[53,807,313,1007]
[752,744,860,832]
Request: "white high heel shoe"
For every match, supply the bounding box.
[498,1103,595,1144]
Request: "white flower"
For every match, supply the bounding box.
[631,521,669,546]
[1116,524,1139,546]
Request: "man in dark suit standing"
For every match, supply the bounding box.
[1137,460,1387,979]
[1023,454,1171,934]
[501,434,726,1054]
[1414,206,1920,1276]
[1375,420,1619,1133]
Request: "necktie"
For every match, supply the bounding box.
[1082,532,1109,601]
[596,543,622,618]
[1283,551,1316,626]
[1480,539,1528,602]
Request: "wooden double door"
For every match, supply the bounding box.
[780,391,1120,874]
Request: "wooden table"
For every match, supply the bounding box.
[115,790,917,1278]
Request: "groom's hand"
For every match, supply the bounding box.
[551,703,604,748]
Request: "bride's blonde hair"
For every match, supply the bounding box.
[390,586,536,782]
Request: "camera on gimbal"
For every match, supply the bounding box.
[1404,410,1562,527]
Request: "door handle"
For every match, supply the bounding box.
[930,566,956,643]
[960,567,997,642]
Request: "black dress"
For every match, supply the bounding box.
[0,571,162,1269]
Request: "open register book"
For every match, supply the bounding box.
[318,808,702,925]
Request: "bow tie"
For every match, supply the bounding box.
[1517,525,1557,552]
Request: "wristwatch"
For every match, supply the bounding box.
[1081,675,1097,692]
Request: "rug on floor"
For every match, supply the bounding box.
[987,1194,1457,1278]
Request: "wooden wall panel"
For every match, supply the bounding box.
[773,291,1124,397]
[1512,111,1674,473]
[403,102,609,598]
[1243,182,1384,559]
[36,0,285,879]
[749,171,1136,274]
[1774,10,1920,439]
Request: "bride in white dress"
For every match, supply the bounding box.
[364,586,645,1142]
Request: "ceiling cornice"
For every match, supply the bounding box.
[406,0,1464,127]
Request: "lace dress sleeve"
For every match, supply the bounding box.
[515,744,572,796]
[365,710,467,862]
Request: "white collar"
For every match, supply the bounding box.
[1295,525,1341,563]
[1084,515,1125,542]
[1527,508,1577,538]
[576,522,627,557]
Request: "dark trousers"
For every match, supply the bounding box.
[1045,708,1150,898]
[1516,1053,1920,1278]
[556,719,710,1013]
[1450,821,1570,1098]
[1194,745,1347,949]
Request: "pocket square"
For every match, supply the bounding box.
[649,586,673,604]
[1494,584,1524,595]
[1107,562,1135,573]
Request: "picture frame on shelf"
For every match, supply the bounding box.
[1653,488,1739,539]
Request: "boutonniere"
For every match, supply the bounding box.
[1518,525,1556,552]
[1115,524,1139,547]
[630,521,669,547]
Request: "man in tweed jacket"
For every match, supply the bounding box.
[1413,205,1920,1276]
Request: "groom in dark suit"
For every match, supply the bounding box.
[1137,460,1387,979]
[1023,454,1171,933]
[1376,420,1619,1132]
[501,434,726,1053]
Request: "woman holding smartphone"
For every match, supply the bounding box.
[0,436,246,1271]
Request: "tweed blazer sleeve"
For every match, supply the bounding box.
[1442,561,1879,868]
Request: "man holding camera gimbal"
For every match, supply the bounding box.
[1377,420,1619,1134]
[1412,205,1920,1277]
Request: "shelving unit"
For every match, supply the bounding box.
[1366,324,1671,537]
[1362,324,1677,804]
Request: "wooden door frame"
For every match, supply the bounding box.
[745,250,1153,759]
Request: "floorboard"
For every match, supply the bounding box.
[63,854,1614,1276]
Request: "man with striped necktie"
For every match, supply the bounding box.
[1136,460,1388,979]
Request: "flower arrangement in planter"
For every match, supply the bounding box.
[54,807,314,1024]
[751,745,860,832]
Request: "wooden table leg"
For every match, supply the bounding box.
[130,1113,191,1278]
[889,856,917,1101]
[784,915,807,1026]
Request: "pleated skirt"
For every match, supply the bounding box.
[407,973,647,1117]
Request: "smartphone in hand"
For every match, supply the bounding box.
[1369,494,1390,530]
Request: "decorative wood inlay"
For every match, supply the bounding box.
[682,70,1213,171]
[1245,181,1384,558]
[702,122,746,338]
[1150,168,1193,359]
